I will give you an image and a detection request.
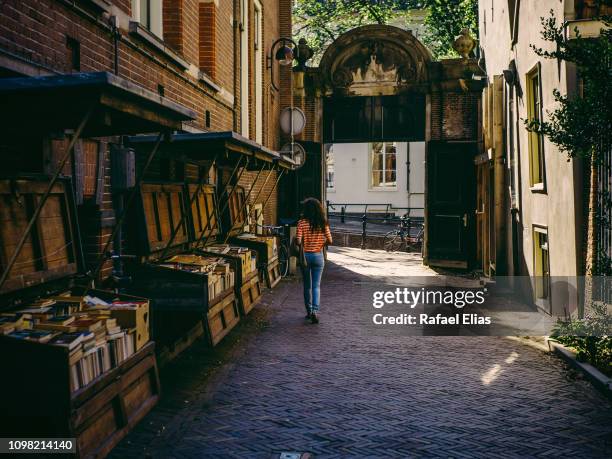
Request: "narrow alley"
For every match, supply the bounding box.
[110,247,612,458]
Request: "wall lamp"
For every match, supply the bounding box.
[268,37,313,91]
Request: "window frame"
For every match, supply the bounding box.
[325,145,335,191]
[532,225,551,307]
[369,141,398,190]
[526,63,546,190]
[131,0,163,39]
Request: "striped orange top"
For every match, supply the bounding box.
[297,219,332,253]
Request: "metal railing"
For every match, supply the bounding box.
[326,201,424,249]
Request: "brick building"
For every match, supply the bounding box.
[0,0,293,278]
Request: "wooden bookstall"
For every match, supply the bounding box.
[188,183,262,317]
[0,178,159,459]
[0,72,196,458]
[226,185,283,289]
[125,181,240,357]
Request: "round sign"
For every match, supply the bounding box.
[280,142,307,169]
[279,107,306,136]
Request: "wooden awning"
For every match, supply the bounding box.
[128,131,296,170]
[0,72,196,136]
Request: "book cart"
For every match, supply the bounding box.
[127,132,294,319]
[227,184,283,289]
[0,73,195,458]
[123,179,240,359]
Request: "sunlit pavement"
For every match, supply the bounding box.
[111,247,612,458]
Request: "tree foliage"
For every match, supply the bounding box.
[421,0,478,59]
[293,0,424,64]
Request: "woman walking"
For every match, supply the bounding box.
[296,198,332,324]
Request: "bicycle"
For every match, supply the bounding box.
[383,216,424,253]
[259,224,291,278]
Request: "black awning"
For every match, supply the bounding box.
[0,72,196,136]
[128,131,296,170]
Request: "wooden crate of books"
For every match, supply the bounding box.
[126,182,240,354]
[230,234,281,289]
[0,177,159,459]
[199,244,262,316]
[225,186,282,289]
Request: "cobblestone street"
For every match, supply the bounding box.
[112,247,612,458]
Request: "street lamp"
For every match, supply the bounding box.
[268,37,313,91]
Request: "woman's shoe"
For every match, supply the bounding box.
[310,313,319,324]
[305,306,311,319]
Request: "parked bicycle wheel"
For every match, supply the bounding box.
[383,230,405,252]
[278,244,290,277]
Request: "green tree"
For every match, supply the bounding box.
[525,12,612,278]
[422,0,478,59]
[293,0,423,64]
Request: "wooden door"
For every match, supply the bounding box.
[426,142,476,269]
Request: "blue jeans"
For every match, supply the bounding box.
[302,250,325,313]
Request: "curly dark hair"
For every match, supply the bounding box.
[301,198,327,232]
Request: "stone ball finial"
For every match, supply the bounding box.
[453,29,476,59]
[295,38,314,70]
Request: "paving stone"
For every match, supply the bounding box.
[110,248,612,458]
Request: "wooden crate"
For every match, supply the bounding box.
[126,182,240,356]
[240,270,262,315]
[206,291,240,346]
[0,177,160,458]
[198,247,262,317]
[0,335,159,459]
[230,235,281,289]
[265,257,282,289]
[0,177,84,300]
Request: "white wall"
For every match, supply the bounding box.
[326,142,425,217]
[479,0,581,279]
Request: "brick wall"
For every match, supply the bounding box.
[0,0,287,282]
[238,169,278,225]
[199,1,216,78]
[163,0,183,53]
[441,92,479,141]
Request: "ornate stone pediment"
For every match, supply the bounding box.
[319,25,431,96]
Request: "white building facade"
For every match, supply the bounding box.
[325,141,425,217]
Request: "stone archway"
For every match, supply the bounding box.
[291,25,483,269]
[318,24,432,97]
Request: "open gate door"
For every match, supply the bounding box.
[426,141,477,269]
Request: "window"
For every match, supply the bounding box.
[326,145,335,190]
[527,64,545,187]
[132,0,163,38]
[370,142,397,188]
[533,227,550,300]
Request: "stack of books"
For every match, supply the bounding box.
[2,297,141,393]
[207,244,255,278]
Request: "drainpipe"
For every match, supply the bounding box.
[110,15,120,76]
[493,75,507,275]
